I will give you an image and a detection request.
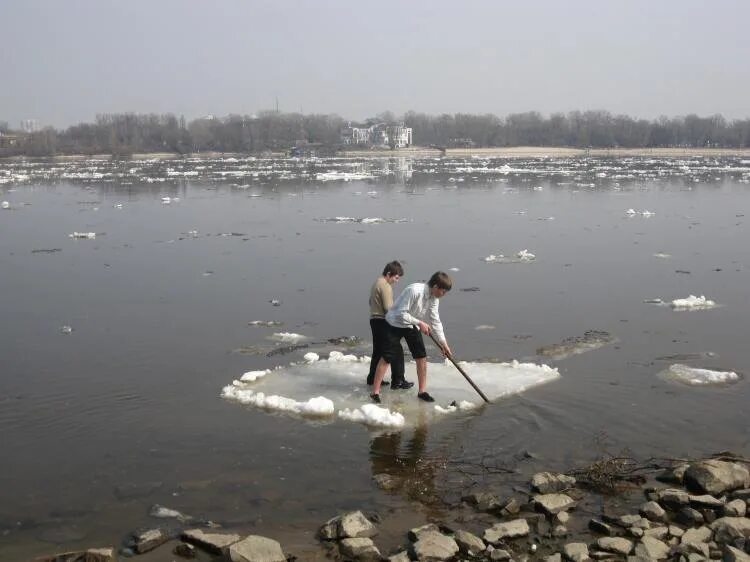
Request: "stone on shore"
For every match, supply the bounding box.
[373,473,400,491]
[410,531,459,561]
[723,499,747,517]
[546,554,562,562]
[710,517,750,544]
[339,537,381,561]
[656,488,690,507]
[34,547,116,561]
[639,501,667,522]
[597,537,633,555]
[724,545,750,562]
[484,519,530,544]
[318,510,377,540]
[589,518,615,536]
[388,551,410,562]
[228,535,286,562]
[182,528,241,553]
[689,493,726,508]
[656,463,689,484]
[681,525,713,545]
[684,460,750,495]
[534,493,577,515]
[408,523,440,542]
[532,472,577,494]
[490,548,512,560]
[132,528,169,553]
[453,529,485,555]
[633,536,670,560]
[563,542,589,561]
[462,491,503,512]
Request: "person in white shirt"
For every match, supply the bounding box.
[370,271,453,403]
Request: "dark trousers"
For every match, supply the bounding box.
[368,318,405,384]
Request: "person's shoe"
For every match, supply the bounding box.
[370,393,381,404]
[390,380,414,390]
[417,392,435,402]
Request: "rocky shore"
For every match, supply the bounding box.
[34,457,750,562]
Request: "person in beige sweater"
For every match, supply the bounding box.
[367,261,408,388]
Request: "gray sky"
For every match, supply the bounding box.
[2,0,749,128]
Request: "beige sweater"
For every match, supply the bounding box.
[369,277,393,319]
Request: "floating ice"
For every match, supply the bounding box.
[69,232,96,239]
[474,325,496,331]
[240,369,271,382]
[248,320,284,327]
[653,252,671,259]
[149,504,189,521]
[221,385,335,417]
[303,352,320,363]
[60,325,73,334]
[661,364,740,386]
[338,404,405,428]
[516,249,535,261]
[484,250,535,263]
[221,354,559,428]
[270,332,307,343]
[670,295,717,310]
[1,201,10,209]
[448,267,460,272]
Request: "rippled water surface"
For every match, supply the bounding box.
[1,154,749,558]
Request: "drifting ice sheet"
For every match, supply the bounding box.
[220,353,560,428]
[660,364,740,386]
[670,295,717,310]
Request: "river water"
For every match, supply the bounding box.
[1,154,749,559]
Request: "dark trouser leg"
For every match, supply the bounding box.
[368,318,387,385]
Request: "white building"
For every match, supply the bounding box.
[341,122,412,148]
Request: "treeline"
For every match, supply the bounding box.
[2,110,750,157]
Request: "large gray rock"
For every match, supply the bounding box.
[710,517,750,544]
[484,519,530,544]
[656,463,689,484]
[689,494,726,508]
[723,499,747,517]
[132,528,168,553]
[408,523,440,542]
[656,488,690,507]
[643,527,669,540]
[724,545,750,562]
[597,537,633,555]
[633,536,670,560]
[619,514,650,529]
[534,493,577,514]
[640,501,667,522]
[462,491,503,512]
[34,548,116,561]
[228,535,286,562]
[685,460,750,495]
[531,472,577,493]
[388,552,410,562]
[453,529,485,555]
[339,537,381,561]
[546,554,563,562]
[589,518,615,535]
[410,531,459,561]
[681,525,713,545]
[730,489,750,501]
[318,510,377,540]
[490,549,512,561]
[182,529,241,553]
[563,542,589,561]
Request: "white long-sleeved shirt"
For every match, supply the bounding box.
[385,282,446,345]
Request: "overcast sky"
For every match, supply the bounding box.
[1,0,749,128]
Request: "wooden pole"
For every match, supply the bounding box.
[428,332,490,403]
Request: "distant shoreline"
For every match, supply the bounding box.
[3,146,750,162]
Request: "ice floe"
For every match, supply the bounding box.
[660,364,740,386]
[69,232,96,239]
[270,332,308,343]
[1,201,10,209]
[670,295,717,310]
[220,353,560,428]
[484,250,536,263]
